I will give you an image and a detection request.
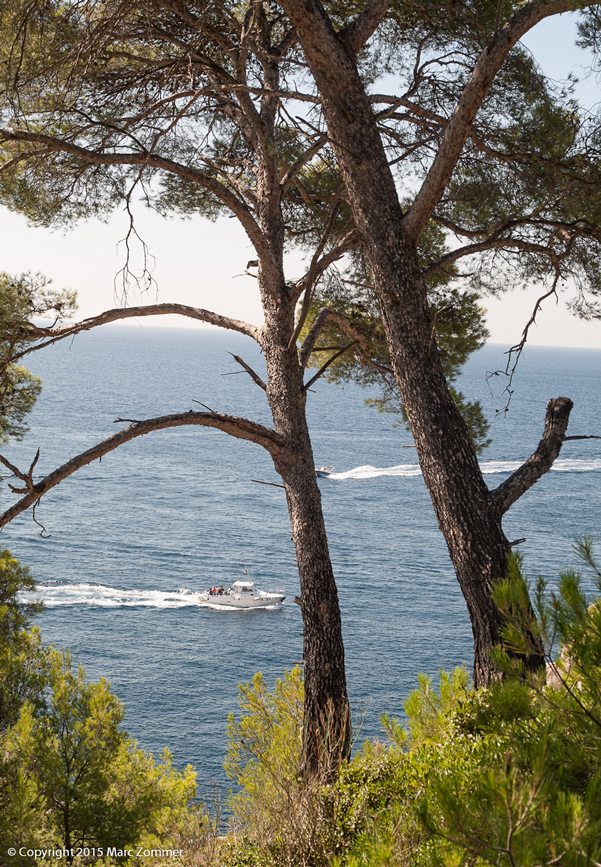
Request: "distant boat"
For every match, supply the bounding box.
[199,580,285,608]
[315,465,334,477]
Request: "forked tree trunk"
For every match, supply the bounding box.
[375,249,528,687]
[277,1,572,686]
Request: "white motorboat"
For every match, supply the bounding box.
[199,580,285,608]
[315,465,334,477]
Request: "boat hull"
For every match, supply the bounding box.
[199,592,285,608]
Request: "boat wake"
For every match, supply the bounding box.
[321,457,601,481]
[24,582,284,611]
[29,583,202,609]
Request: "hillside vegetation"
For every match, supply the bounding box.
[2,543,601,867]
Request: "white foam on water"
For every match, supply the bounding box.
[326,464,423,480]
[548,457,601,472]
[480,460,524,474]
[29,583,202,609]
[322,457,601,480]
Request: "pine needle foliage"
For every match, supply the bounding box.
[0,272,76,445]
[221,542,601,867]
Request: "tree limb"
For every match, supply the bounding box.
[490,276,561,414]
[9,304,261,365]
[288,200,343,352]
[303,341,357,391]
[292,227,360,307]
[0,412,288,528]
[0,449,40,494]
[339,0,390,54]
[227,352,267,390]
[422,234,561,278]
[489,397,574,516]
[403,0,601,243]
[0,129,280,286]
[299,306,331,368]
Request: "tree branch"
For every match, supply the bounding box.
[0,129,280,285]
[280,135,327,193]
[0,412,288,529]
[292,227,360,306]
[227,352,267,390]
[489,397,574,516]
[403,0,600,243]
[288,200,343,352]
[299,306,331,368]
[9,304,261,365]
[489,276,561,415]
[0,449,40,494]
[422,235,558,278]
[303,341,357,391]
[339,0,390,54]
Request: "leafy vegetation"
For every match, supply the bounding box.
[221,540,601,867]
[0,272,76,447]
[0,552,203,867]
[3,539,601,866]
[300,255,492,451]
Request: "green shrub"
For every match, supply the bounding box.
[340,542,601,867]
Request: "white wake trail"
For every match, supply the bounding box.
[30,583,202,609]
[321,457,601,481]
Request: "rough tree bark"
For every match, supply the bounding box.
[277,0,586,685]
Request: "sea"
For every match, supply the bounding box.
[2,326,600,797]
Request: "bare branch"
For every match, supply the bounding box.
[488,277,561,414]
[303,341,357,392]
[0,412,288,529]
[8,303,261,365]
[489,397,574,516]
[227,352,267,390]
[0,449,40,494]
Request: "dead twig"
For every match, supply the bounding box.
[303,341,358,392]
[0,448,40,494]
[228,353,267,390]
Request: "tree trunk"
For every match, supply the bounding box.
[261,297,351,774]
[376,256,518,687]
[276,2,563,685]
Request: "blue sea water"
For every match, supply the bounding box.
[1,326,600,796]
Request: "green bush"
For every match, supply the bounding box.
[0,551,205,867]
[339,542,601,867]
[222,542,601,867]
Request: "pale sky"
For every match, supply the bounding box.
[0,12,599,349]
